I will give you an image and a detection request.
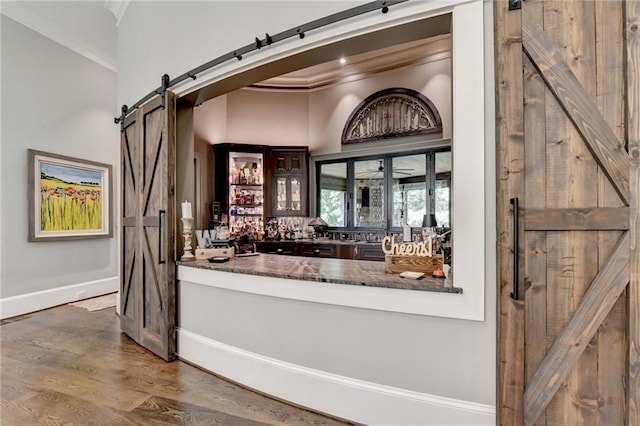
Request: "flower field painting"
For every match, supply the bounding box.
[29,150,112,241]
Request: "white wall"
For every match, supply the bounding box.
[0,15,119,317]
[118,1,495,423]
[194,94,227,145]
[226,89,309,146]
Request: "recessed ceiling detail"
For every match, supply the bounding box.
[250,35,451,91]
[342,88,442,145]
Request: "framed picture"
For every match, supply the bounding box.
[28,149,113,241]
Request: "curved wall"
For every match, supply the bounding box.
[193,37,452,152]
[118,1,495,424]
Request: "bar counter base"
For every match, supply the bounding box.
[176,284,495,426]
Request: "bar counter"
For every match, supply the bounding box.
[178,253,461,293]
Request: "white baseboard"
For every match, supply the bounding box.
[0,276,118,319]
[178,328,495,426]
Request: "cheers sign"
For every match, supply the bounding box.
[381,235,433,257]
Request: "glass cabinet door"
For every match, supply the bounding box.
[227,151,264,236]
[274,176,303,214]
[290,177,301,211]
[276,177,287,212]
[267,150,308,216]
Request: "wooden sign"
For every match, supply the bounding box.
[384,253,443,275]
[195,247,234,260]
[381,235,433,257]
[381,236,443,275]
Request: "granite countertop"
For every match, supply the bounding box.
[178,253,461,293]
[256,238,382,246]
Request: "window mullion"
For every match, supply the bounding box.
[426,152,435,219]
[346,160,354,229]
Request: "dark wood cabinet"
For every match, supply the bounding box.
[265,148,308,217]
[255,241,355,260]
[297,244,337,258]
[354,243,385,261]
[213,145,309,223]
[272,151,305,174]
[256,241,297,255]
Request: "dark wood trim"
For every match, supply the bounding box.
[524,207,630,231]
[523,232,630,426]
[522,10,630,205]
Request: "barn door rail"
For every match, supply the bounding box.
[114,0,407,124]
[510,197,519,301]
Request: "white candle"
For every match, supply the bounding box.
[182,200,192,218]
[403,223,411,242]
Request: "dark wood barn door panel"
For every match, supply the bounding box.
[496,0,639,425]
[120,93,177,362]
[121,111,140,343]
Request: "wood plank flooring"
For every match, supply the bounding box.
[0,304,351,425]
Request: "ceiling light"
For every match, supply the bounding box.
[339,57,347,65]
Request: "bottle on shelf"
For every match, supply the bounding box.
[228,153,264,240]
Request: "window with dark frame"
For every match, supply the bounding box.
[316,149,451,236]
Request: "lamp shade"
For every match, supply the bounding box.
[422,214,437,228]
[308,217,328,234]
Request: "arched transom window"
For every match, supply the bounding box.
[341,88,442,144]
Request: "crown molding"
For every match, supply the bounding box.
[103,0,130,27]
[1,2,117,73]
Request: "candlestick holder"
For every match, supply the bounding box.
[181,217,195,261]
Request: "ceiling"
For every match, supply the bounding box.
[251,35,451,90]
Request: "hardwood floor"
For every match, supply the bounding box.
[0,303,351,425]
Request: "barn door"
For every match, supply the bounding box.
[120,92,177,362]
[496,0,639,425]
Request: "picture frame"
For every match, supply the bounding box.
[28,149,113,241]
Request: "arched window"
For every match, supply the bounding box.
[341,88,442,144]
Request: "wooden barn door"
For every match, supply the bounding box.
[496,0,639,425]
[120,92,177,362]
